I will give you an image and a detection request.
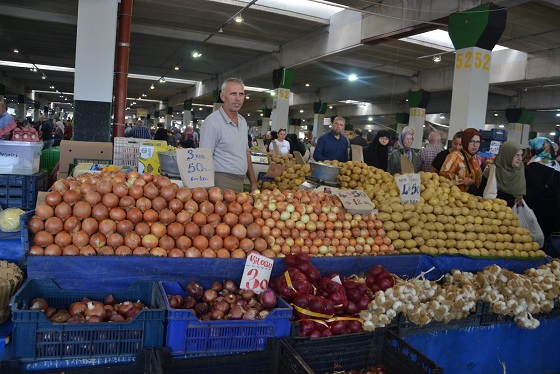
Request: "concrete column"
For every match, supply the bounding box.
[312,114,325,143]
[506,108,535,146]
[260,108,272,136]
[18,95,25,121]
[212,90,222,112]
[73,0,119,142]
[448,4,506,139]
[165,107,173,129]
[33,102,40,122]
[270,68,294,132]
[407,91,430,149]
[183,101,193,129]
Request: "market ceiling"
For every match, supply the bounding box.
[1,0,560,130]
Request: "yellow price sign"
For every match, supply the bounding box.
[455,51,491,71]
[410,108,425,117]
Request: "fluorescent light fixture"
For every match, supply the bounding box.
[338,100,361,105]
[368,117,373,121]
[299,109,304,113]
[329,106,333,109]
[433,55,442,62]
[556,113,560,117]
[305,83,310,87]
[348,74,358,81]
[150,84,155,89]
[440,114,445,119]
[499,124,505,128]
[13,49,19,53]
[174,66,179,70]
[246,96,250,100]
[235,14,243,23]
[191,48,202,58]
[244,86,271,93]
[41,75,46,80]
[550,132,556,135]
[494,113,498,116]
[270,91,275,96]
[159,77,166,83]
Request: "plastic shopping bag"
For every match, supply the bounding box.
[483,164,498,200]
[513,199,545,248]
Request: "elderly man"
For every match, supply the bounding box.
[126,119,152,139]
[200,77,257,192]
[416,131,442,172]
[0,102,17,139]
[313,116,349,162]
[430,131,463,173]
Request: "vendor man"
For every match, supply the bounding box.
[313,116,349,162]
[0,102,17,139]
[200,77,257,192]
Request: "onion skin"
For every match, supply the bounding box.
[30,298,48,311]
[259,289,278,310]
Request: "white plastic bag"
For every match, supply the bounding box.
[0,208,25,232]
[513,200,545,248]
[483,164,498,200]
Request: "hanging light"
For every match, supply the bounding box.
[433,55,442,62]
[174,66,179,70]
[235,14,243,23]
[150,84,155,90]
[348,74,358,81]
[192,48,202,58]
[159,77,166,83]
[13,49,19,53]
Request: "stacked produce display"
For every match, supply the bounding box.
[27,170,391,258]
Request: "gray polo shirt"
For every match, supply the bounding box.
[200,107,249,176]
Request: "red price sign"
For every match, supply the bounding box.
[240,252,274,294]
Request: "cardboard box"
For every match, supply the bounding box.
[265,162,285,178]
[59,140,113,174]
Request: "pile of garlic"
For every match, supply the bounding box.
[361,260,560,331]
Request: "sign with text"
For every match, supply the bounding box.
[176,148,214,188]
[335,189,376,214]
[240,252,274,294]
[395,173,421,204]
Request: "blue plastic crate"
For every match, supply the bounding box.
[479,130,493,141]
[10,279,166,362]
[158,281,292,358]
[0,172,46,210]
[491,128,507,141]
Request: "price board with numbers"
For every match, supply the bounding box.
[335,189,376,214]
[176,148,214,188]
[240,252,274,294]
[395,173,421,204]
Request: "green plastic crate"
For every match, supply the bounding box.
[40,148,60,178]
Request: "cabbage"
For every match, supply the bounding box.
[0,208,25,232]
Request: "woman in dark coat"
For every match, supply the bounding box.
[525,137,560,244]
[363,130,390,171]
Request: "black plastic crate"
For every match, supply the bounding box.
[288,329,443,374]
[155,339,308,374]
[396,301,483,337]
[0,172,46,210]
[479,301,560,326]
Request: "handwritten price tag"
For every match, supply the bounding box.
[240,252,274,294]
[176,148,214,188]
[335,189,376,214]
[395,173,421,204]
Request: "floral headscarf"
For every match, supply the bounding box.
[398,126,414,160]
[529,137,554,161]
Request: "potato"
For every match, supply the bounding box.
[495,242,505,251]
[436,239,446,248]
[408,217,419,227]
[377,212,391,222]
[402,210,414,220]
[405,239,417,249]
[425,222,436,231]
[399,231,412,240]
[391,203,404,213]
[391,212,403,223]
[532,242,540,251]
[484,241,496,249]
[415,236,425,246]
[523,242,533,251]
[448,248,459,255]
[437,231,447,240]
[456,232,466,241]
[454,224,466,233]
[426,213,437,223]
[477,232,487,242]
[437,247,448,255]
[455,216,467,225]
[488,249,497,256]
[469,248,481,256]
[387,230,400,240]
[379,205,392,214]
[446,231,456,240]
[473,240,484,249]
[446,239,457,248]
[480,248,489,256]
[465,232,477,241]
[383,221,395,231]
[392,239,405,250]
[458,248,470,256]
[444,223,455,232]
[433,205,443,215]
[395,222,410,231]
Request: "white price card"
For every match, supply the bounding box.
[176,148,214,188]
[240,252,274,294]
[335,189,376,214]
[395,173,421,204]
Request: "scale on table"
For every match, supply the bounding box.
[299,161,342,191]
[250,151,269,165]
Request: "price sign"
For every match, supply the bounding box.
[395,173,421,204]
[335,189,376,214]
[176,148,214,188]
[489,141,502,155]
[240,252,274,294]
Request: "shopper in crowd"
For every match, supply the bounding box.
[180,132,196,148]
[166,128,178,147]
[0,102,17,139]
[475,141,525,207]
[263,131,273,148]
[265,130,278,150]
[525,137,560,243]
[439,128,482,193]
[185,125,199,146]
[64,120,73,140]
[388,126,417,175]
[286,133,306,157]
[363,130,391,171]
[365,131,374,146]
[126,119,152,139]
[154,122,168,141]
[313,116,349,162]
[416,131,442,172]
[268,128,290,154]
[53,121,64,147]
[350,128,367,147]
[38,115,54,149]
[200,77,257,192]
[431,131,462,173]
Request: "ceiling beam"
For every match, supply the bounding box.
[3,5,76,25]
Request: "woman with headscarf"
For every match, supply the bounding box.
[387,126,417,175]
[525,137,560,243]
[439,128,482,193]
[476,141,526,207]
[364,130,391,171]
